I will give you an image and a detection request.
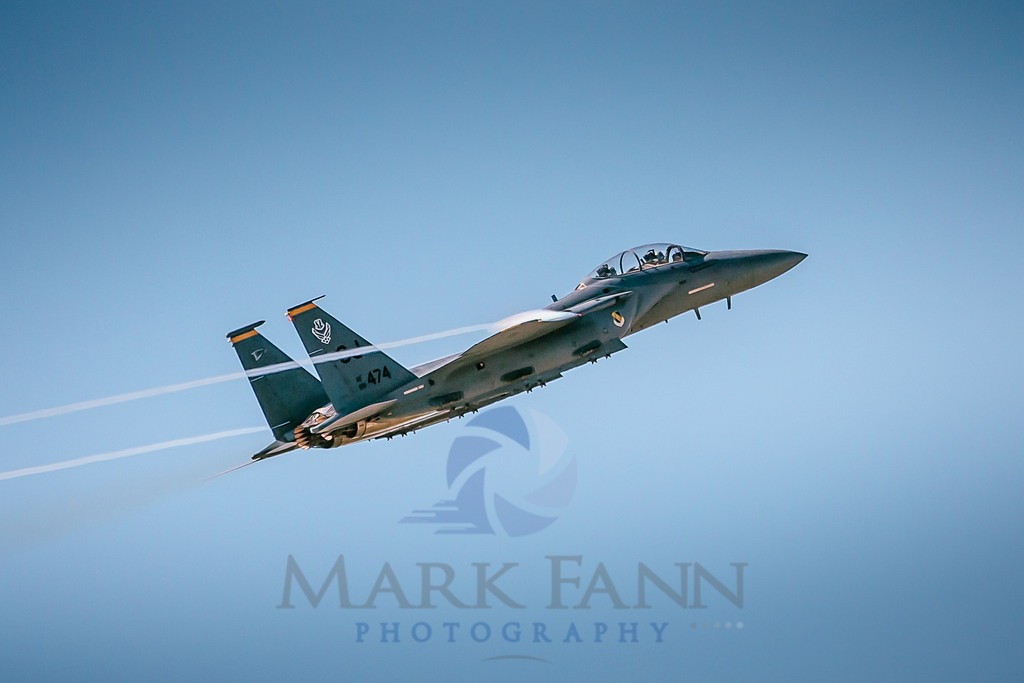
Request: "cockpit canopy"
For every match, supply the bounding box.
[579,243,707,286]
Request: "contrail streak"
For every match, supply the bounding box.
[0,427,266,482]
[0,373,251,427]
[0,321,498,428]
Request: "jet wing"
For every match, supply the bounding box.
[455,310,581,365]
[450,291,634,367]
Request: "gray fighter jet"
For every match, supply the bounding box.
[227,243,805,460]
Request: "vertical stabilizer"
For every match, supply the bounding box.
[286,299,416,417]
[227,321,330,441]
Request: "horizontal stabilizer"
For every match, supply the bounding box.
[251,439,298,461]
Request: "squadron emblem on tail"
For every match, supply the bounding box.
[311,318,331,344]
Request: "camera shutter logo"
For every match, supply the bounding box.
[401,406,576,537]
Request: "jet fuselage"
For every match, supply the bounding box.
[227,244,806,458]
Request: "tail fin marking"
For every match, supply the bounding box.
[226,321,330,441]
[286,299,416,417]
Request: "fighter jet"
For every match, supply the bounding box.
[227,243,805,460]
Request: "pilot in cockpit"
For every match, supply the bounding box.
[596,264,616,277]
[643,249,665,266]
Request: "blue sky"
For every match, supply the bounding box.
[1,1,1022,680]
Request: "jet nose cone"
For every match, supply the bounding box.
[712,249,807,290]
[753,249,807,284]
[772,250,807,275]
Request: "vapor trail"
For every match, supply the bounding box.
[0,321,496,428]
[0,373,251,427]
[0,427,266,482]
